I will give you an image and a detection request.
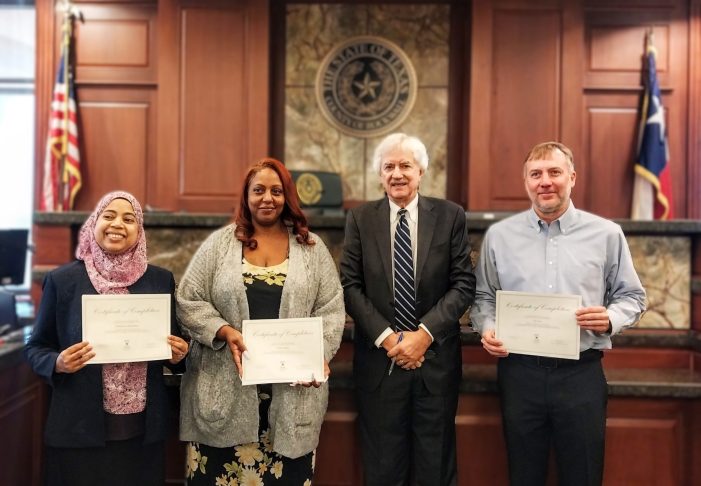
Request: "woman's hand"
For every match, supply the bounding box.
[168,335,189,364]
[294,360,330,388]
[216,325,247,377]
[55,341,95,373]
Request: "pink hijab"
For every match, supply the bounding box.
[75,191,147,295]
[76,191,149,415]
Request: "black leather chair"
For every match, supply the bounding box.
[0,229,28,286]
[0,289,17,332]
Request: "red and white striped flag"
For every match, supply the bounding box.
[41,17,81,211]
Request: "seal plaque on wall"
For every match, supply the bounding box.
[315,36,418,138]
[295,172,323,206]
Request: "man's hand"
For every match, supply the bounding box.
[55,341,95,373]
[381,332,402,352]
[216,325,247,377]
[576,306,611,335]
[481,329,508,357]
[387,329,431,370]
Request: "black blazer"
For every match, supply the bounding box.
[25,261,181,448]
[340,196,476,393]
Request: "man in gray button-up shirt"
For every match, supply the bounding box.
[471,141,646,486]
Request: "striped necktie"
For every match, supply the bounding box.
[393,208,417,331]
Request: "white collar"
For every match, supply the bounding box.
[389,194,419,223]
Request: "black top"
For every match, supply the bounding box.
[24,260,183,448]
[243,258,287,395]
[242,258,287,320]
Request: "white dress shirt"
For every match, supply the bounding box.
[374,195,434,347]
[471,203,646,351]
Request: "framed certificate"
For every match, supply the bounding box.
[241,317,324,386]
[496,290,582,360]
[82,294,172,364]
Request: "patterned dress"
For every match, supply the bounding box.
[186,258,315,486]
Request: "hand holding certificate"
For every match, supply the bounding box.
[82,294,172,364]
[496,291,582,360]
[241,317,325,385]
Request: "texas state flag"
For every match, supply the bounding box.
[631,34,673,220]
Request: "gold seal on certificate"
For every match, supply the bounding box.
[241,317,325,386]
[496,291,582,360]
[82,294,172,364]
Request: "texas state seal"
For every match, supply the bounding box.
[315,36,417,138]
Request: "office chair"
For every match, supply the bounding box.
[0,289,17,332]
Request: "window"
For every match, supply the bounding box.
[0,3,35,290]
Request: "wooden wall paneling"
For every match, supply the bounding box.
[72,0,156,3]
[466,0,492,211]
[560,1,586,211]
[35,0,157,212]
[463,344,499,365]
[583,93,639,218]
[34,0,58,212]
[691,397,701,484]
[489,5,561,207]
[601,347,691,369]
[693,293,701,333]
[72,87,155,210]
[155,0,179,211]
[0,363,46,486]
[71,3,157,85]
[688,0,701,219]
[605,398,686,486]
[447,1,470,207]
[315,389,362,486]
[180,7,246,204]
[582,3,688,218]
[584,20,671,89]
[585,0,676,6]
[468,0,691,218]
[469,1,565,211]
[155,0,270,212]
[656,2,687,220]
[455,394,509,485]
[164,386,185,485]
[269,0,286,162]
[32,225,73,265]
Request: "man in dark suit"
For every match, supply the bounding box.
[340,133,476,486]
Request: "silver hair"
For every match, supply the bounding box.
[372,133,429,174]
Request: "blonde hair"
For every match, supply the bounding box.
[523,141,575,173]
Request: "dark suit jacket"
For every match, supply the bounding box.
[340,196,476,394]
[25,261,182,448]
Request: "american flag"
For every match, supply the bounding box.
[631,31,673,220]
[41,18,81,211]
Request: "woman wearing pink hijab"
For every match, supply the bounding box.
[26,191,188,486]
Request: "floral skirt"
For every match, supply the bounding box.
[185,388,315,485]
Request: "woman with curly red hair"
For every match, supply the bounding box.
[177,158,345,485]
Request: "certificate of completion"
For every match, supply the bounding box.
[82,294,171,364]
[241,317,324,386]
[496,291,582,360]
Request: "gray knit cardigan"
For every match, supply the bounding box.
[176,224,345,458]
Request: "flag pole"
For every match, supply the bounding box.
[56,0,82,211]
[58,15,70,210]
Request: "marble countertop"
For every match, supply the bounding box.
[455,364,701,398]
[461,326,698,349]
[35,210,701,235]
